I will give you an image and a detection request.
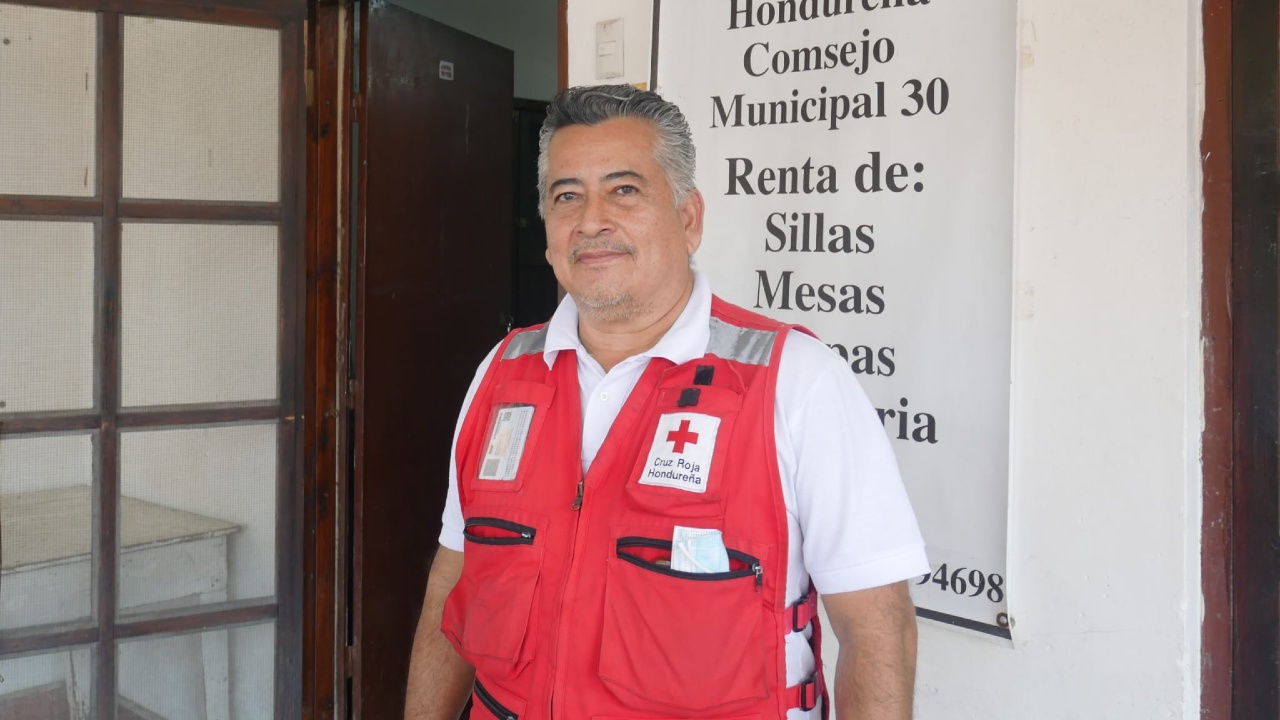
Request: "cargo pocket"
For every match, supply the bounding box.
[471,678,524,720]
[443,512,544,668]
[598,536,769,712]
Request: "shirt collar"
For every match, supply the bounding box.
[542,271,713,369]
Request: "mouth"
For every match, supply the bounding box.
[574,249,630,265]
[571,243,633,266]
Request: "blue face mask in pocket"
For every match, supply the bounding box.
[671,526,729,573]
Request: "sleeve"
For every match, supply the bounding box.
[438,342,503,552]
[775,331,930,595]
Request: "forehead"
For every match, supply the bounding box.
[546,118,660,175]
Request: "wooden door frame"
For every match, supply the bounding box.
[304,2,354,720]
[1201,0,1280,717]
[1,1,307,717]
[557,0,567,91]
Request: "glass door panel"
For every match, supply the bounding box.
[121,17,280,203]
[120,223,279,408]
[0,645,94,719]
[118,423,277,615]
[0,432,96,630]
[0,4,97,198]
[117,622,274,720]
[0,220,97,414]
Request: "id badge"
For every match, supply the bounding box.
[478,404,535,481]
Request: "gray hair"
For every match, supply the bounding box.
[536,84,697,218]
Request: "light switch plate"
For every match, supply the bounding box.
[595,18,624,79]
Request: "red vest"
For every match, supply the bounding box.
[442,297,826,719]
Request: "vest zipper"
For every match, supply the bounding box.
[550,473,587,717]
[473,678,518,720]
[550,361,667,718]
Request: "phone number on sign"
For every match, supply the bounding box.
[916,564,1004,603]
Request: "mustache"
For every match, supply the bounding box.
[569,239,635,263]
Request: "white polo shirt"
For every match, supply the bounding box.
[440,272,928,716]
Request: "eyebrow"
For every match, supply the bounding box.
[546,170,647,195]
[604,170,645,183]
[547,177,580,195]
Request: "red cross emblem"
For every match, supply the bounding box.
[666,419,700,454]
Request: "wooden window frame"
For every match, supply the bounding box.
[0,0,306,717]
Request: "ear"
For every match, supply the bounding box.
[680,188,705,256]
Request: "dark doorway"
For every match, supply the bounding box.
[513,99,560,328]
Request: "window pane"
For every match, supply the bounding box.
[0,221,96,414]
[122,17,279,202]
[0,645,94,719]
[119,423,276,615]
[121,223,278,408]
[0,432,95,631]
[0,4,97,197]
[119,621,272,720]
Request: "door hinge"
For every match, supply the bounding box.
[343,645,355,678]
[345,378,359,406]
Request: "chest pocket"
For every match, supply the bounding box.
[467,380,555,494]
[624,376,743,519]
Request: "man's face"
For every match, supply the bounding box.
[542,117,703,322]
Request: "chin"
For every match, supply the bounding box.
[576,288,639,321]
[573,279,627,306]
[578,292,628,311]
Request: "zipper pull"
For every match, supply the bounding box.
[753,562,764,592]
[571,478,585,510]
[521,530,533,540]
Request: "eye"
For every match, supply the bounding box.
[614,185,639,196]
[553,191,579,204]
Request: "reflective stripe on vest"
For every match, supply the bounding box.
[502,325,548,360]
[500,316,776,366]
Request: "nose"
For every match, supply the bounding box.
[576,192,613,237]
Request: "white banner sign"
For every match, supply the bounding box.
[656,0,1015,634]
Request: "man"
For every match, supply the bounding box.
[405,85,928,720]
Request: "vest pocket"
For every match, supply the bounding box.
[624,384,742,519]
[444,512,545,669]
[599,536,769,712]
[464,517,537,546]
[472,678,524,720]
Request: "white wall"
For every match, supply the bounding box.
[390,0,558,101]
[566,0,1205,717]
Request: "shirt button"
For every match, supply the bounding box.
[599,392,609,401]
